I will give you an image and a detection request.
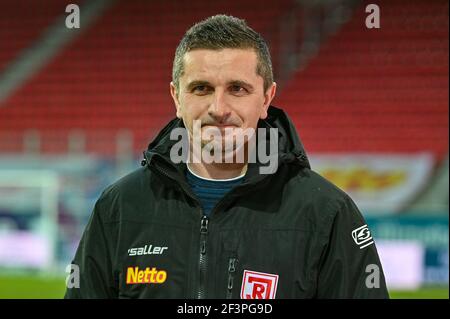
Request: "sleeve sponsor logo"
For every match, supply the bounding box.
[126,266,167,284]
[352,224,374,249]
[240,270,279,299]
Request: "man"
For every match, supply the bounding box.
[65,15,389,299]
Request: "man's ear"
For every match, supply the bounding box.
[170,82,182,119]
[260,82,277,119]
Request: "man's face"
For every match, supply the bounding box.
[170,48,276,158]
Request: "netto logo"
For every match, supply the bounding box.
[126,266,167,284]
[352,224,374,249]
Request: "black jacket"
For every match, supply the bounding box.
[65,106,389,299]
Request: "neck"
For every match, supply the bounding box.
[187,136,252,180]
[187,162,247,180]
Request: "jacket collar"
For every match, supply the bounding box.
[142,105,310,184]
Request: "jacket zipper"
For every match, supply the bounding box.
[145,155,246,299]
[146,157,209,299]
[227,257,238,299]
[198,215,209,299]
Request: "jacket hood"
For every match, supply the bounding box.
[143,105,310,175]
[262,105,310,168]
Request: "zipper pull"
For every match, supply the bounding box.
[200,216,209,234]
[227,257,238,298]
[200,216,209,256]
[228,258,237,273]
[227,277,234,291]
[200,241,206,255]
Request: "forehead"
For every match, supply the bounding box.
[181,48,260,84]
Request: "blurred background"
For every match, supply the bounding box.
[0,0,448,298]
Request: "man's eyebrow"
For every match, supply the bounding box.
[229,80,254,91]
[185,80,211,91]
[185,80,255,91]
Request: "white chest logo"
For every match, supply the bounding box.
[127,244,168,256]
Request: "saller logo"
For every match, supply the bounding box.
[128,244,168,256]
[240,270,278,299]
[352,224,374,249]
[126,267,167,284]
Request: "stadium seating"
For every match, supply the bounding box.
[0,0,66,72]
[0,0,447,161]
[0,0,292,154]
[276,0,448,160]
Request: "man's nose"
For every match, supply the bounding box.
[208,90,231,122]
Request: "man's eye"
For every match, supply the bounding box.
[230,85,247,94]
[193,86,210,94]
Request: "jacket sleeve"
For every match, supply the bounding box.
[64,195,118,298]
[316,195,389,299]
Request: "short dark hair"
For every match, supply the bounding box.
[172,14,274,93]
